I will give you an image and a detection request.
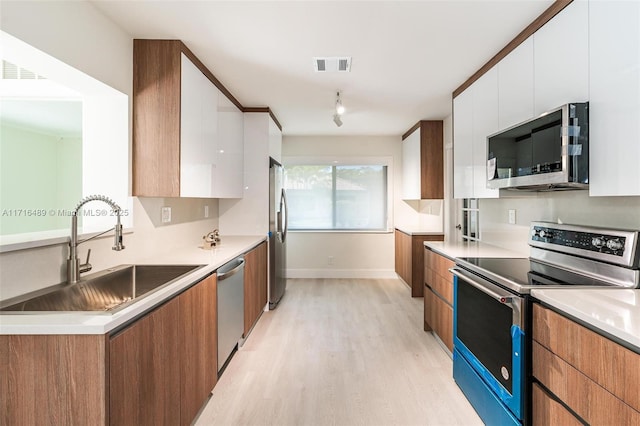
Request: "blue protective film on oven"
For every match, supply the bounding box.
[453,349,520,426]
[452,276,525,421]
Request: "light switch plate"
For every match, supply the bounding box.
[161,207,172,223]
[204,205,209,218]
[508,209,516,225]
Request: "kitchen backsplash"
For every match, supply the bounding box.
[479,191,640,255]
[0,197,219,302]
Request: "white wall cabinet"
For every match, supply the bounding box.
[534,0,589,116]
[453,90,474,199]
[472,68,500,199]
[180,53,219,198]
[498,36,534,130]
[402,129,421,199]
[453,69,499,199]
[216,93,244,198]
[402,121,444,200]
[589,0,640,196]
[133,41,244,199]
[219,112,282,235]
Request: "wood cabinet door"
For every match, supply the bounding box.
[179,275,217,425]
[109,298,181,426]
[394,230,411,285]
[132,39,182,197]
[244,241,268,336]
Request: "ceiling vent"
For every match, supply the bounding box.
[313,57,352,72]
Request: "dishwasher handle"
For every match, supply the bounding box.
[217,258,245,281]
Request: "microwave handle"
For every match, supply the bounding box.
[450,268,515,304]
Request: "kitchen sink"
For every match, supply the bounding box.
[0,264,205,314]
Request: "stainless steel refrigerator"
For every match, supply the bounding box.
[269,157,288,309]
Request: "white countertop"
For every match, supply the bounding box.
[0,235,265,335]
[424,240,527,260]
[532,288,640,351]
[394,227,444,237]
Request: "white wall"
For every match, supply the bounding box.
[479,192,640,255]
[0,1,220,301]
[283,134,442,278]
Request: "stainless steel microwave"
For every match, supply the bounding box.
[487,102,589,191]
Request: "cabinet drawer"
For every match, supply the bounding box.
[533,304,640,411]
[424,286,453,352]
[426,271,453,305]
[424,249,455,280]
[532,382,581,426]
[533,341,640,425]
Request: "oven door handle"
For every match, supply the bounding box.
[450,267,516,305]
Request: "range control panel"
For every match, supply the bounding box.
[531,225,626,256]
[529,222,640,268]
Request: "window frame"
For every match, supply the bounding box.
[283,156,393,233]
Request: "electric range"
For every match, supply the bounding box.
[450,221,640,425]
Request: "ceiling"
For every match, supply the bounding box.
[91,0,553,136]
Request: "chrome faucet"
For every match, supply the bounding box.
[67,195,125,284]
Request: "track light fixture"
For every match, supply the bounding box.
[334,91,344,127]
[335,91,345,115]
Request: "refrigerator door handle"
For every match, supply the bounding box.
[281,188,288,243]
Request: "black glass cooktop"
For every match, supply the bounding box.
[456,257,616,294]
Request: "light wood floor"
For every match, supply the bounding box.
[196,278,483,426]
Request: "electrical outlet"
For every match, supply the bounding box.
[328,256,334,265]
[161,207,172,223]
[508,209,516,225]
[204,205,209,218]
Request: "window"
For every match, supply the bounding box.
[461,198,479,241]
[285,164,388,231]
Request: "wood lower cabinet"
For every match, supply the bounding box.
[1,334,108,425]
[244,241,268,337]
[424,285,453,352]
[532,303,640,425]
[110,274,217,426]
[1,275,218,426]
[394,229,444,297]
[110,298,181,426]
[423,248,455,352]
[532,383,582,426]
[179,274,217,425]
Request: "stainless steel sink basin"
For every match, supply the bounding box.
[0,264,205,314]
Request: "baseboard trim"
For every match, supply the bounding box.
[286,269,397,279]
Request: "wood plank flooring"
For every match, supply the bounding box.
[196,278,482,426]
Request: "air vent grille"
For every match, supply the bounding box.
[1,60,45,80]
[313,57,352,72]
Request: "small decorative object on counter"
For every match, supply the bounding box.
[202,229,221,249]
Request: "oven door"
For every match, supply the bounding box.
[451,267,525,422]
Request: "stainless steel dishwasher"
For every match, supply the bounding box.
[217,256,245,373]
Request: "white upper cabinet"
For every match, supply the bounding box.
[453,89,474,199]
[498,36,534,130]
[453,71,499,198]
[453,69,499,199]
[472,67,500,199]
[216,93,244,198]
[402,129,421,200]
[534,0,589,115]
[180,53,219,198]
[589,0,640,196]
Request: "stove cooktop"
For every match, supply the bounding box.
[456,257,617,295]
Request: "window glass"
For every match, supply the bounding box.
[285,164,387,231]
